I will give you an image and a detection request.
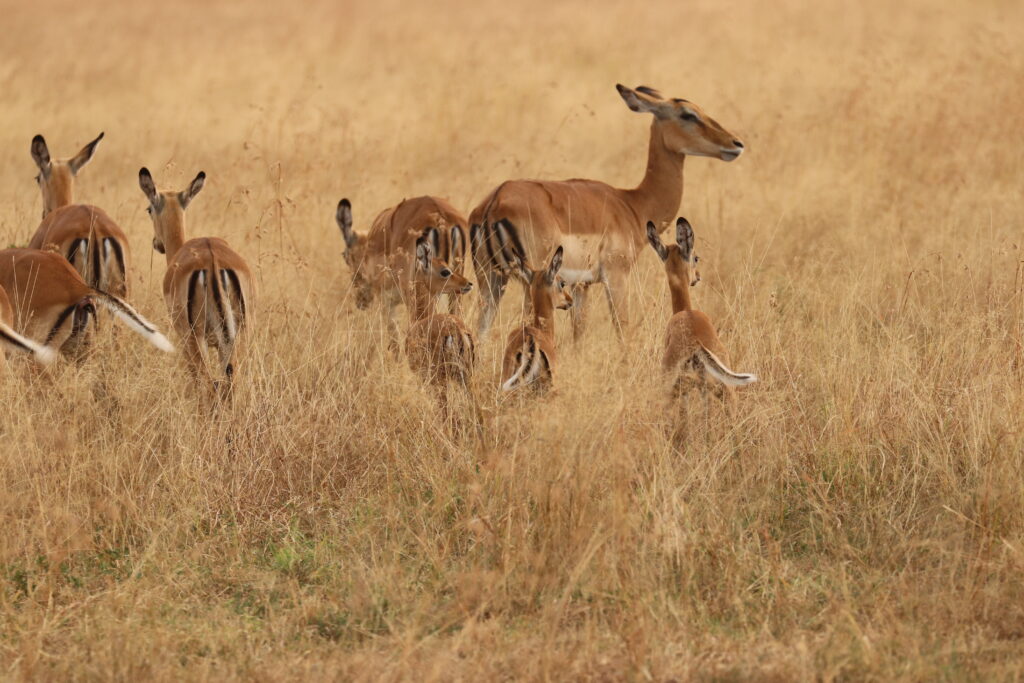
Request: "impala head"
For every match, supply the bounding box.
[617,84,743,162]
[138,167,205,255]
[335,198,377,309]
[415,228,473,297]
[647,218,701,287]
[515,246,573,311]
[30,132,104,217]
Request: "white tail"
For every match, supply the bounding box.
[500,337,549,392]
[93,291,174,352]
[696,345,757,387]
[0,322,56,365]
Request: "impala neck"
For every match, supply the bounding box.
[531,278,555,335]
[624,121,685,233]
[668,266,692,314]
[160,213,187,266]
[411,279,436,323]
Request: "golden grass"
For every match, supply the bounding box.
[1,0,1023,678]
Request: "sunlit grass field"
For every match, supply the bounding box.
[0,0,1022,678]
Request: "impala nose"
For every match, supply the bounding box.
[733,140,744,148]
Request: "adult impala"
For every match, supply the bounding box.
[139,168,254,401]
[470,84,744,339]
[29,133,132,297]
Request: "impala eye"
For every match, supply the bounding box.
[146,205,153,215]
[681,111,700,123]
[440,268,452,278]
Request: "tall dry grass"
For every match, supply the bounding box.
[0,0,1023,678]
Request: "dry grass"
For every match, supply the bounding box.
[0,0,1023,679]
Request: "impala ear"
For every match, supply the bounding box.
[336,198,357,248]
[416,229,437,271]
[450,225,465,268]
[179,171,205,209]
[616,84,667,116]
[31,135,51,175]
[676,217,694,260]
[646,221,667,262]
[545,246,564,285]
[138,167,161,207]
[68,132,104,175]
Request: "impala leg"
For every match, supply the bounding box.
[476,269,507,339]
[601,268,631,342]
[570,285,589,341]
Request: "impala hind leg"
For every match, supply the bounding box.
[570,285,590,341]
[601,268,631,341]
[475,269,508,339]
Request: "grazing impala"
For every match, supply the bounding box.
[500,246,573,393]
[0,249,172,359]
[0,285,56,368]
[29,133,132,297]
[404,228,476,427]
[139,168,254,400]
[336,196,469,340]
[470,84,744,339]
[647,218,755,411]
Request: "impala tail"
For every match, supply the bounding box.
[696,345,756,387]
[0,322,56,365]
[501,336,550,392]
[92,290,174,352]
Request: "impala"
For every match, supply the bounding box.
[404,228,476,428]
[0,284,55,368]
[29,133,132,297]
[0,248,172,358]
[647,218,755,412]
[500,246,573,393]
[139,168,254,400]
[470,84,743,339]
[336,196,469,341]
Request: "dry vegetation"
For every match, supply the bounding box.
[0,0,1023,679]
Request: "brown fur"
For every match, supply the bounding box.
[470,84,743,339]
[29,133,131,296]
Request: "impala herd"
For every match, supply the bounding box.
[1,84,756,431]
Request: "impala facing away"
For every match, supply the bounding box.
[336,196,468,340]
[0,284,56,369]
[139,168,254,400]
[647,218,755,412]
[29,133,132,297]
[500,246,573,393]
[0,248,172,359]
[404,229,476,428]
[470,84,743,340]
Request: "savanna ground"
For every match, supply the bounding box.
[0,0,1022,679]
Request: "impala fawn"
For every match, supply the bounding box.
[499,246,573,393]
[647,218,755,432]
[404,228,476,430]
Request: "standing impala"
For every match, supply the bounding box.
[470,84,744,339]
[139,168,254,400]
[0,248,172,359]
[29,133,132,297]
[336,196,468,341]
[404,229,476,428]
[647,218,755,412]
[500,246,573,393]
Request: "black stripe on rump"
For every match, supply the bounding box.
[105,238,126,281]
[222,268,246,324]
[44,304,78,345]
[186,270,203,332]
